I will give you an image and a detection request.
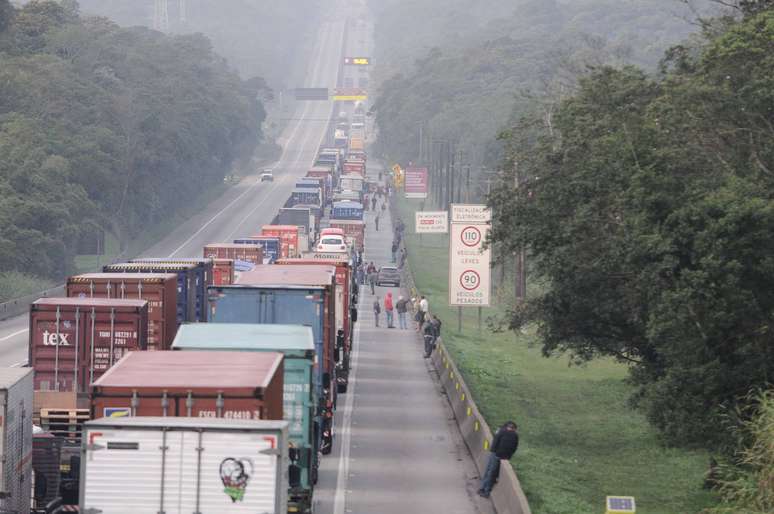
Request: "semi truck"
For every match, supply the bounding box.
[172,323,317,513]
[207,265,338,454]
[80,417,289,514]
[0,368,33,514]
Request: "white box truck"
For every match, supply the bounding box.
[0,367,33,514]
[80,417,288,514]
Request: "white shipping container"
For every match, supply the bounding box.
[0,368,33,514]
[80,417,288,514]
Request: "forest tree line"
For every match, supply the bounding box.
[0,0,265,281]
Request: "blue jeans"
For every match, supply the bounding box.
[398,312,407,329]
[386,310,394,327]
[480,453,501,494]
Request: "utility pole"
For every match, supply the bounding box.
[154,0,169,32]
[449,144,455,209]
[178,0,187,25]
[514,162,527,302]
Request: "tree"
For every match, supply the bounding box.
[0,0,13,33]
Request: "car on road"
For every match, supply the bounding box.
[260,169,274,182]
[377,266,400,287]
[317,234,348,253]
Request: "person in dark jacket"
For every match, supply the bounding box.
[478,421,519,498]
[422,321,436,358]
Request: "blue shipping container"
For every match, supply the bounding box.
[129,258,213,322]
[233,237,281,263]
[332,201,364,221]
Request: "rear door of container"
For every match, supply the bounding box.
[82,426,281,514]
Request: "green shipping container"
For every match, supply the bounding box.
[172,323,316,513]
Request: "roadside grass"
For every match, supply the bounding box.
[0,272,55,303]
[396,197,716,514]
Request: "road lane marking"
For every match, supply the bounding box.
[333,280,362,514]
[0,328,28,342]
[11,360,26,367]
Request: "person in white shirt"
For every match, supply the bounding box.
[416,295,429,331]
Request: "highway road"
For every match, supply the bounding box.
[0,2,348,367]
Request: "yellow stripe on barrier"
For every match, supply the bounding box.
[467,407,472,416]
[449,371,453,378]
[455,382,460,391]
[484,439,489,450]
[474,421,480,431]
[461,393,466,401]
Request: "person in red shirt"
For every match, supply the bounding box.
[384,292,395,328]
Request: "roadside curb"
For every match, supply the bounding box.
[431,342,531,514]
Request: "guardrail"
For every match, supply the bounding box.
[431,342,531,513]
[0,285,65,321]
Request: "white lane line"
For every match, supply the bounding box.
[333,285,362,514]
[0,328,28,342]
[11,360,26,368]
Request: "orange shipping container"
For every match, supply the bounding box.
[260,225,300,258]
[66,273,178,351]
[203,243,263,264]
[212,258,235,285]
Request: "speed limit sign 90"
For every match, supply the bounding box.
[460,270,481,290]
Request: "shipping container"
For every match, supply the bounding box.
[203,243,263,264]
[30,298,149,392]
[288,188,322,210]
[103,262,197,323]
[296,176,328,203]
[276,208,312,253]
[277,255,356,393]
[329,219,366,248]
[80,417,288,514]
[91,351,284,421]
[213,258,235,285]
[234,237,281,263]
[339,173,365,193]
[260,225,300,259]
[66,273,176,351]
[342,160,365,176]
[0,368,33,514]
[331,201,364,221]
[172,324,317,512]
[207,265,337,454]
[129,258,214,322]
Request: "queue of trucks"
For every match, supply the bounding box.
[0,108,373,514]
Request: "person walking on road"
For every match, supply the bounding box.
[368,267,378,294]
[371,196,377,211]
[399,248,407,269]
[396,295,408,329]
[384,292,395,328]
[373,297,381,327]
[375,213,380,232]
[478,421,519,498]
[391,240,398,263]
[430,314,442,347]
[356,263,365,286]
[416,295,429,331]
[364,194,369,211]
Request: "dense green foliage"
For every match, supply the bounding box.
[77,0,322,87]
[709,390,774,514]
[0,0,264,279]
[488,5,774,448]
[370,0,712,168]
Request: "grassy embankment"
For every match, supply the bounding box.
[396,196,716,514]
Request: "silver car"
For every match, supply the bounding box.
[377,266,401,287]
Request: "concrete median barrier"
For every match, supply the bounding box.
[432,343,531,514]
[0,285,65,321]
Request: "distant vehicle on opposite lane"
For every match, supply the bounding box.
[377,266,400,287]
[261,169,274,182]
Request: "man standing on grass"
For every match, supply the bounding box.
[478,421,519,498]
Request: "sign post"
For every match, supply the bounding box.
[449,205,492,322]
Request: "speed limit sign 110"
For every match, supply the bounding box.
[449,220,491,306]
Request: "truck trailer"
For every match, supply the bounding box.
[80,417,289,514]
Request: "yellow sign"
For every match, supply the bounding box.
[344,57,370,65]
[606,496,636,514]
[333,95,367,101]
